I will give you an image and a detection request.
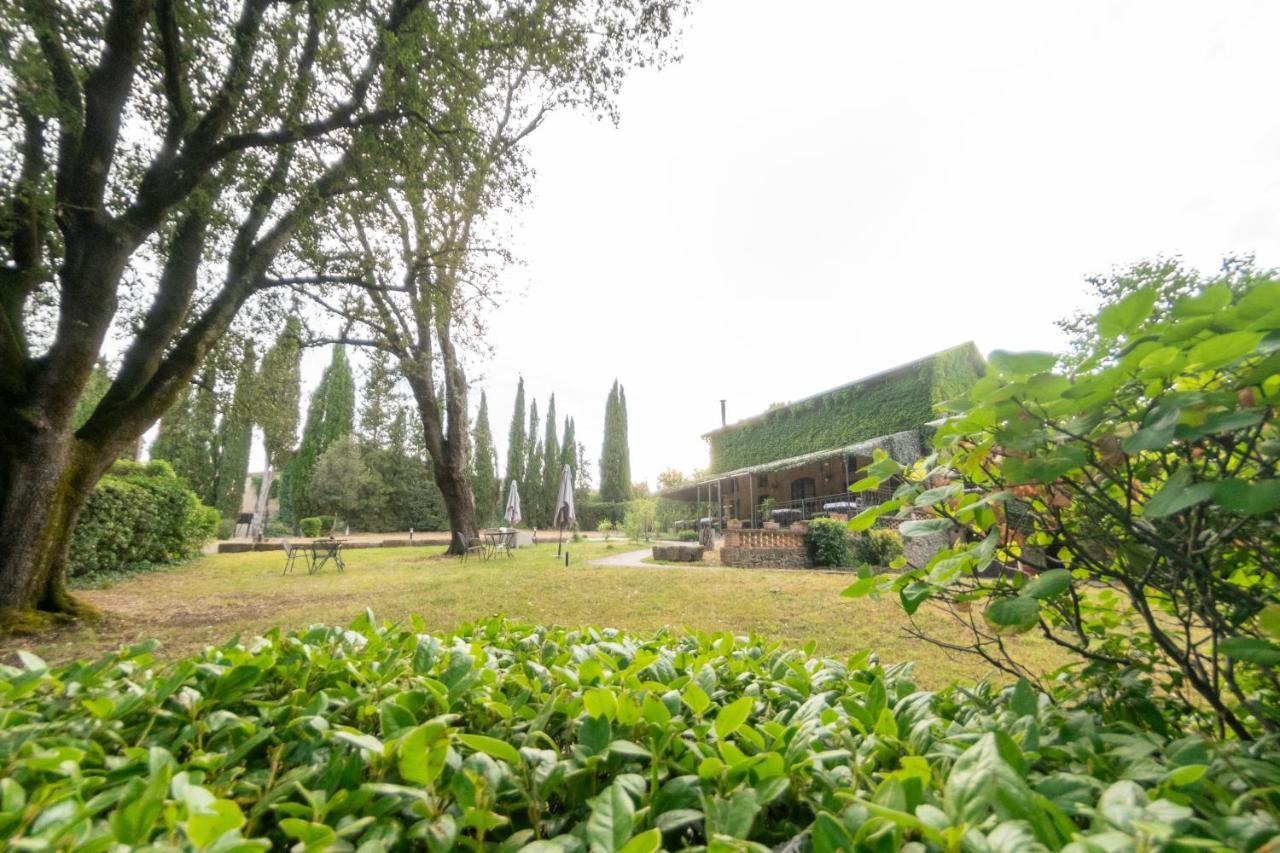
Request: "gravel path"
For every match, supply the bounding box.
[587,548,655,568]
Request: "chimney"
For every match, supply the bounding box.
[720,399,726,428]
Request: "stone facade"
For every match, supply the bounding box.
[720,528,809,569]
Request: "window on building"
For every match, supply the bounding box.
[757,473,768,488]
[791,477,816,502]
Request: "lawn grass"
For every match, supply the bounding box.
[3,542,1069,688]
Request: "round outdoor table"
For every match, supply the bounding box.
[483,528,516,558]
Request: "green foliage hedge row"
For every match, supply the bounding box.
[3,618,1277,850]
[708,344,984,473]
[805,520,904,568]
[576,500,628,532]
[68,460,217,580]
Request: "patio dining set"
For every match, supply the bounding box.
[457,528,518,561]
[281,538,346,575]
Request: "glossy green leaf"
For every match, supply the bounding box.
[714,696,753,740]
[457,733,521,766]
[985,597,1040,632]
[1220,637,1280,666]
[1021,569,1072,600]
[587,781,635,852]
[1098,289,1158,338]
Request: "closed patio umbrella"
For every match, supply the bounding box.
[504,481,522,527]
[552,464,575,556]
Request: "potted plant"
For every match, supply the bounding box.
[727,518,743,529]
[759,497,779,529]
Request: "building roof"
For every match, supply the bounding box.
[658,429,924,499]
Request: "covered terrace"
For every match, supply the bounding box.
[659,429,925,530]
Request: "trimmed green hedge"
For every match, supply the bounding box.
[69,460,218,579]
[2,618,1276,850]
[708,343,985,472]
[575,500,627,532]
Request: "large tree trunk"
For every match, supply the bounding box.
[0,430,105,623]
[250,466,275,540]
[432,451,479,556]
[404,367,478,556]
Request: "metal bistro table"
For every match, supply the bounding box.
[308,538,346,574]
[482,528,516,559]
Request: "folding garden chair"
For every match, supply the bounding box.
[456,531,486,562]
[281,541,309,575]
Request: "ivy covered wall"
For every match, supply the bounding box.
[707,343,985,473]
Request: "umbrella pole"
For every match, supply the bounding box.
[557,523,564,557]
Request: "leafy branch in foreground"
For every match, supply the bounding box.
[844,266,1280,739]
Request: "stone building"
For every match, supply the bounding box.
[660,342,985,529]
[658,343,985,569]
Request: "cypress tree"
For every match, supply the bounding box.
[213,342,257,518]
[541,394,560,520]
[253,319,302,533]
[184,365,221,505]
[600,381,628,502]
[151,386,193,467]
[523,399,542,525]
[503,377,526,508]
[560,416,576,483]
[72,361,112,431]
[471,391,499,525]
[360,350,396,447]
[287,345,355,521]
[618,384,631,497]
[321,345,355,441]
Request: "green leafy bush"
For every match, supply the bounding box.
[298,517,323,538]
[68,460,217,580]
[577,500,627,532]
[622,498,656,541]
[850,528,904,567]
[675,530,699,542]
[2,618,1277,850]
[216,518,237,540]
[805,517,852,567]
[847,269,1280,738]
[596,519,615,540]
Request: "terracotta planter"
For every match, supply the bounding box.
[763,521,780,530]
[791,521,809,533]
[727,519,743,530]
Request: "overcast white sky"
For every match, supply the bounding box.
[290,0,1280,487]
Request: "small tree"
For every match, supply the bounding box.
[846,266,1280,738]
[310,437,376,533]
